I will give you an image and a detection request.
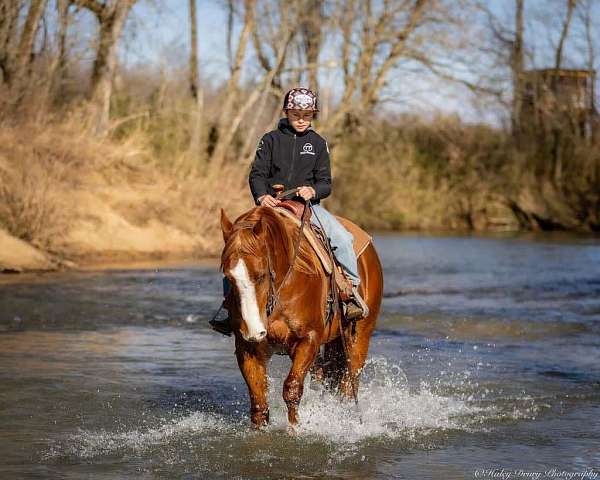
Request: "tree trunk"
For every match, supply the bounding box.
[13,0,47,87]
[511,0,524,143]
[554,0,575,71]
[41,0,70,106]
[189,0,204,157]
[301,0,323,91]
[208,0,255,168]
[88,0,135,136]
[189,0,199,99]
[0,1,23,85]
[551,0,576,183]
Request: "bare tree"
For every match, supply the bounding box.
[555,0,576,71]
[301,0,324,91]
[321,0,438,138]
[38,0,72,106]
[0,1,25,85]
[0,0,47,106]
[189,0,204,156]
[13,0,48,87]
[73,0,137,136]
[189,0,199,100]
[511,0,525,141]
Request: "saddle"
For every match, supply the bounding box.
[274,200,372,304]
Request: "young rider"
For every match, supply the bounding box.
[210,87,368,335]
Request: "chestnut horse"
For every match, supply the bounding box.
[220,206,383,427]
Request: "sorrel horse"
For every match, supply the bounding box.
[220,205,383,427]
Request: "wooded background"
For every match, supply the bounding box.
[0,0,599,264]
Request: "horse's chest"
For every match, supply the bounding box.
[267,319,292,347]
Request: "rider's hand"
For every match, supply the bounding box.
[297,186,316,201]
[258,195,281,208]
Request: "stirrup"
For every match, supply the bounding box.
[344,286,369,321]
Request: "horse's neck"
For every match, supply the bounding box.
[266,221,294,271]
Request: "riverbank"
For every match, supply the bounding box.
[0,226,221,276]
[2,116,598,277]
[0,119,249,275]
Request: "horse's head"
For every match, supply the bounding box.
[220,208,271,343]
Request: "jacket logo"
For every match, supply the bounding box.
[300,143,315,155]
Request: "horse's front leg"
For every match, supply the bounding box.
[284,332,320,425]
[235,339,270,427]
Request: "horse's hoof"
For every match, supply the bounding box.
[287,423,298,435]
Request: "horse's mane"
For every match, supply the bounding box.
[221,207,320,275]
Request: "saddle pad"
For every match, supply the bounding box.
[335,216,373,258]
[274,208,333,274]
[274,208,373,273]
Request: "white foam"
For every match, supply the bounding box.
[49,412,238,459]
[264,356,488,443]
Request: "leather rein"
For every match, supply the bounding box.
[265,196,311,317]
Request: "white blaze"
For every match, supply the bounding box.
[230,259,266,339]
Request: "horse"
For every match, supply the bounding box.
[219,205,383,427]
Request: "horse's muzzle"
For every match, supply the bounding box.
[244,329,267,342]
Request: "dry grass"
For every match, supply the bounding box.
[0,113,251,263]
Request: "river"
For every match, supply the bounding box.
[1,233,599,479]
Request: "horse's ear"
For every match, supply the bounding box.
[220,209,233,242]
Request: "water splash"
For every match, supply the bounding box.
[46,357,542,462]
[265,356,488,444]
[46,412,243,459]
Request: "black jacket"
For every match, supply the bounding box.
[249,118,331,205]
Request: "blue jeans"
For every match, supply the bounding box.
[310,204,360,285]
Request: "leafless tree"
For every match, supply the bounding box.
[321,0,468,139]
[72,0,138,136]
[209,0,302,170]
[301,0,324,91]
[512,0,525,141]
[0,0,47,107]
[554,0,576,71]
[189,0,204,156]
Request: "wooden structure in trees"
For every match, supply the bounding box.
[521,68,597,140]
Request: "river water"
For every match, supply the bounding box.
[1,233,599,479]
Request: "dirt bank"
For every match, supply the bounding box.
[0,121,248,274]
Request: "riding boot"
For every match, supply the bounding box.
[210,279,233,336]
[209,295,233,337]
[209,311,232,336]
[344,286,370,321]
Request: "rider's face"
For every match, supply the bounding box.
[285,109,314,133]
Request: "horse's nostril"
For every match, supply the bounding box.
[258,330,267,338]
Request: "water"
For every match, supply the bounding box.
[1,233,599,479]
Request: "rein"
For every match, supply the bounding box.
[265,199,310,317]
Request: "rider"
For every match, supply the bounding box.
[210,87,369,336]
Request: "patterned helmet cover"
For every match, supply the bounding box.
[283,87,319,111]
